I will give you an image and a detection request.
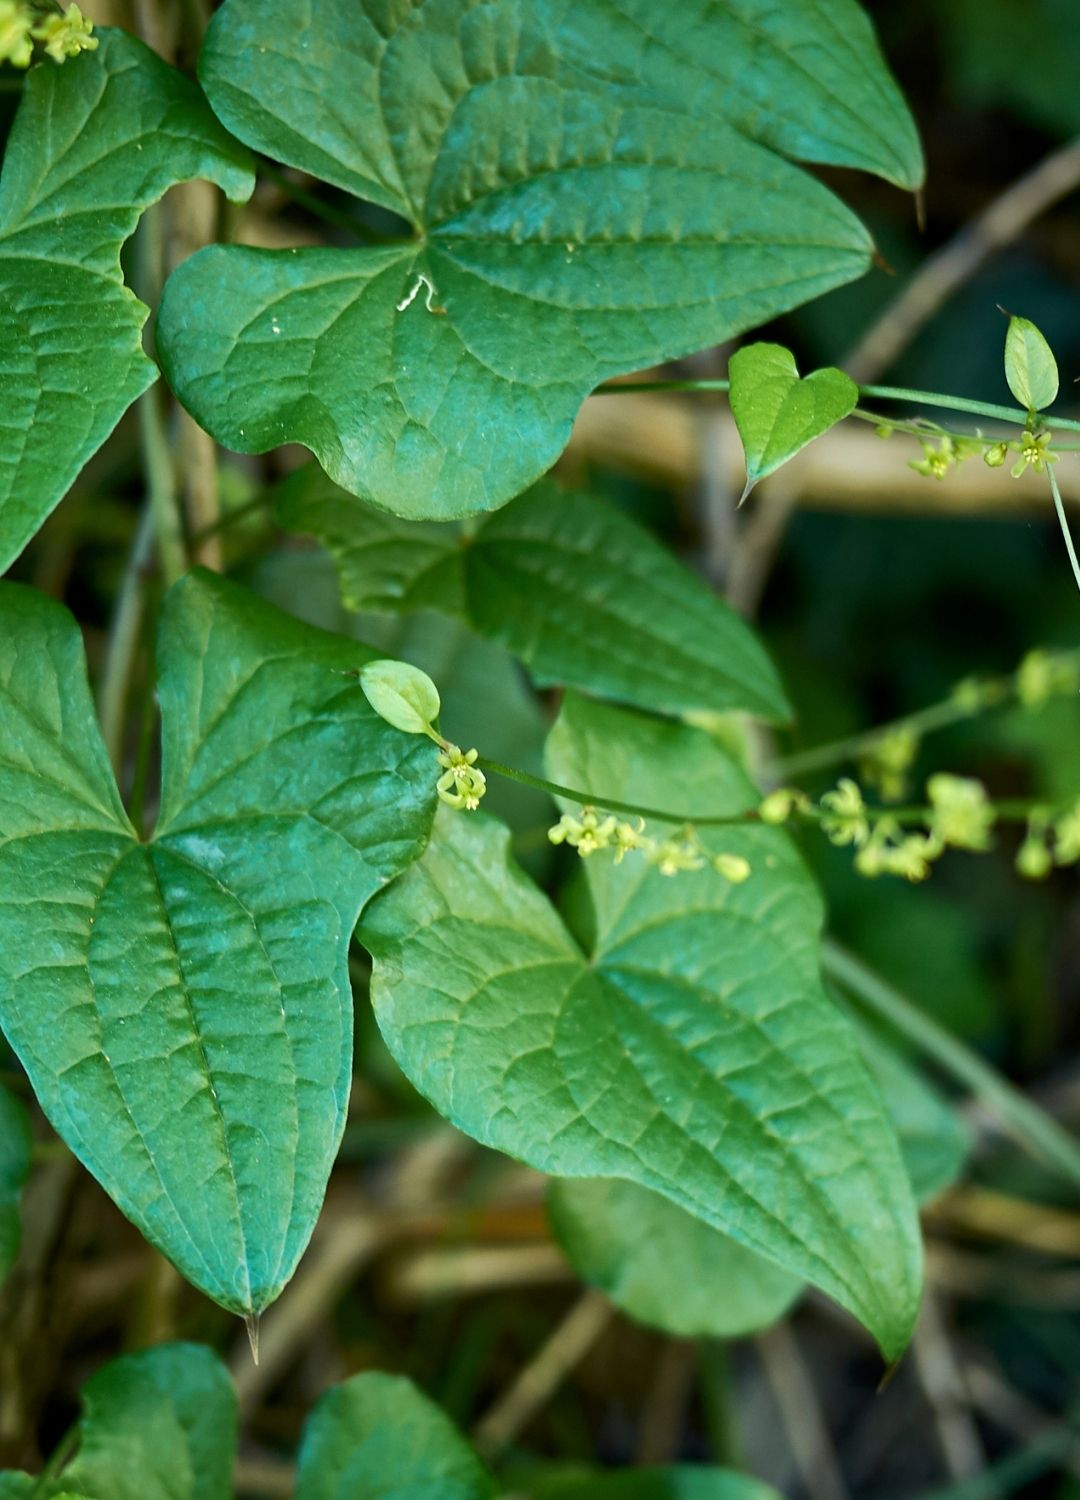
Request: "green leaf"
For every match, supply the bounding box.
[158,0,915,521]
[360,697,923,1359]
[856,1023,970,1204]
[0,1084,30,1282]
[549,1177,800,1339]
[729,343,858,498]
[296,1372,496,1500]
[530,1470,783,1500]
[279,472,789,723]
[36,1343,235,1500]
[1004,316,1059,414]
[0,573,435,1314]
[0,30,254,574]
[360,660,441,736]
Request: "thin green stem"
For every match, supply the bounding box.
[823,942,1080,1192]
[99,503,156,777]
[476,757,1049,833]
[594,375,1080,436]
[475,756,758,828]
[259,159,398,244]
[1048,463,1080,595]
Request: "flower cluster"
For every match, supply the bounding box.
[435,743,487,811]
[857,724,920,801]
[908,433,982,481]
[0,1,96,67]
[1016,648,1080,707]
[1012,800,1080,880]
[548,808,750,883]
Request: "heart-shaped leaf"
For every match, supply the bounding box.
[729,343,859,499]
[360,697,922,1359]
[1004,315,1059,414]
[0,1343,235,1500]
[157,0,917,522]
[296,1373,496,1500]
[0,1084,30,1283]
[549,1177,801,1339]
[0,573,435,1314]
[279,472,789,723]
[0,30,253,574]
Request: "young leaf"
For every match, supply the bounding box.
[157,0,915,522]
[549,1178,801,1339]
[0,574,436,1316]
[729,343,859,499]
[0,1084,31,1283]
[1004,316,1059,413]
[0,30,254,574]
[360,698,923,1360]
[360,660,440,736]
[279,472,790,723]
[0,1344,235,1500]
[296,1372,496,1500]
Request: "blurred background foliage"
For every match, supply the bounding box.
[3,1,1080,1496]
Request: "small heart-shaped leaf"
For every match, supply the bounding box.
[729,343,858,499]
[1004,316,1059,414]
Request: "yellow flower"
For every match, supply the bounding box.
[32,3,98,63]
[926,773,995,851]
[819,778,870,847]
[0,0,33,68]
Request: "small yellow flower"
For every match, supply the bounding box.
[1054,801,1080,865]
[713,852,751,884]
[910,437,955,481]
[1010,429,1058,479]
[858,725,919,802]
[819,778,870,847]
[0,0,33,67]
[758,788,809,825]
[547,808,616,857]
[926,773,995,851]
[435,744,486,811]
[649,835,705,877]
[984,441,1009,468]
[612,818,652,863]
[1016,649,1080,707]
[32,2,98,63]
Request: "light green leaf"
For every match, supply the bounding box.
[296,1372,496,1500]
[360,697,923,1359]
[530,1470,783,1500]
[0,1084,30,1283]
[360,659,441,736]
[0,29,254,574]
[1004,316,1059,414]
[549,1177,801,1339]
[279,472,789,723]
[729,343,858,498]
[157,0,915,521]
[0,574,435,1314]
[36,1344,235,1500]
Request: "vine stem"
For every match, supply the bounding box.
[1049,463,1080,594]
[823,942,1080,1191]
[475,756,1048,833]
[594,376,1080,436]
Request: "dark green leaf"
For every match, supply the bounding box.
[360,696,922,1358]
[0,30,253,573]
[549,1177,801,1338]
[39,1344,234,1500]
[296,1372,496,1500]
[0,574,435,1314]
[279,473,789,722]
[0,1083,30,1282]
[728,343,858,498]
[158,0,916,521]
